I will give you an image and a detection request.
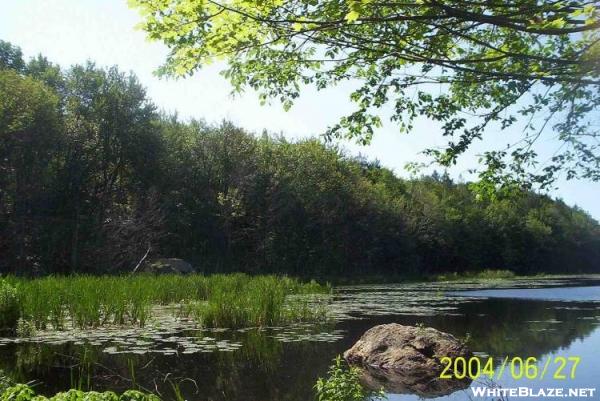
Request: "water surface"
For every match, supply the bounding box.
[2,277,600,401]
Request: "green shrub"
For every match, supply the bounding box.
[315,356,384,401]
[0,280,19,331]
[0,384,35,401]
[0,385,159,401]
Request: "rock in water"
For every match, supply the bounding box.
[344,323,472,398]
[143,258,195,275]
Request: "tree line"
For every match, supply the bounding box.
[1,40,599,277]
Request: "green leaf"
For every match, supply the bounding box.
[345,10,360,23]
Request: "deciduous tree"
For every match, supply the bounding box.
[129,0,600,191]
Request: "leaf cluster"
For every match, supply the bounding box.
[129,0,600,189]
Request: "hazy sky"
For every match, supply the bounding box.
[1,0,599,219]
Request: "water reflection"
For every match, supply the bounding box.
[358,364,472,399]
[0,280,599,401]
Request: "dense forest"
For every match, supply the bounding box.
[1,40,599,277]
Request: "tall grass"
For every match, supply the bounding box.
[2,274,329,333]
[434,269,516,282]
[187,275,327,328]
[0,281,19,332]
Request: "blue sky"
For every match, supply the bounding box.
[2,0,599,219]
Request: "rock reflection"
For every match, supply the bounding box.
[358,364,472,398]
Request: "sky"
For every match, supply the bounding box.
[1,0,599,219]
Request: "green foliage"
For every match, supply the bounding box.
[0,280,19,332]
[0,40,599,278]
[188,274,329,328]
[315,356,384,401]
[0,41,25,72]
[6,274,328,332]
[129,1,600,190]
[15,319,36,338]
[0,384,159,401]
[435,269,516,282]
[0,384,35,401]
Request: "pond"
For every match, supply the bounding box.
[1,276,599,401]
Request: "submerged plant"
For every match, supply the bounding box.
[315,356,384,401]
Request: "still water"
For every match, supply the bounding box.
[1,277,599,400]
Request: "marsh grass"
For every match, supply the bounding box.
[3,274,329,333]
[434,269,516,282]
[187,275,328,328]
[0,281,19,332]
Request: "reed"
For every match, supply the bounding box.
[0,280,19,332]
[2,274,329,333]
[187,274,330,328]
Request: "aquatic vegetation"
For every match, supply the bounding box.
[435,270,516,282]
[1,278,599,401]
[0,384,159,401]
[0,281,19,332]
[2,274,329,333]
[15,319,36,338]
[315,356,384,401]
[271,327,345,343]
[186,275,330,328]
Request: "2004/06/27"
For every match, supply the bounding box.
[439,356,581,380]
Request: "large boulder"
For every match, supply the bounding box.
[142,258,195,275]
[344,323,472,398]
